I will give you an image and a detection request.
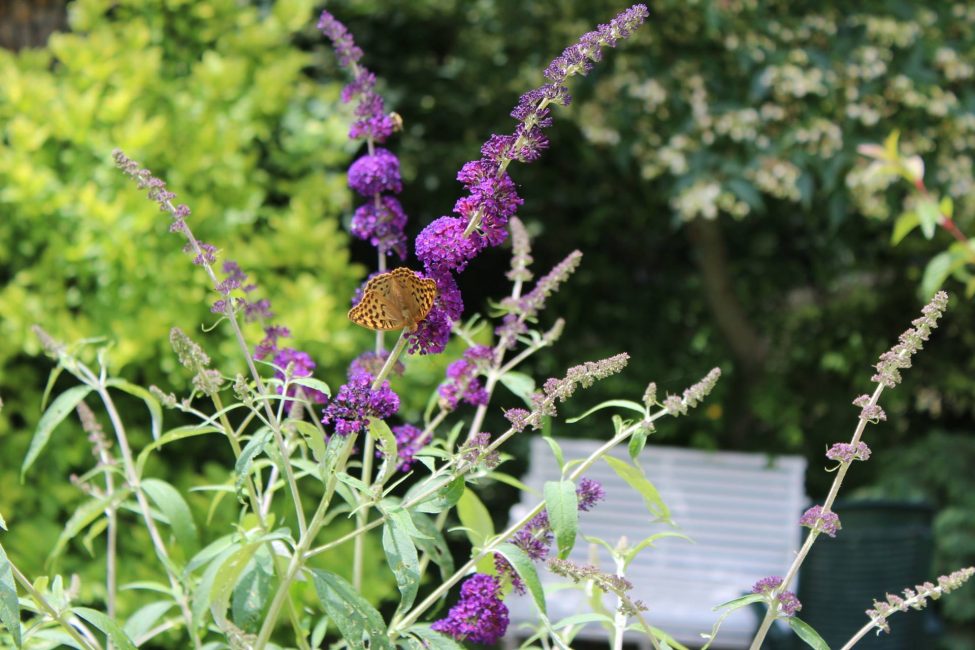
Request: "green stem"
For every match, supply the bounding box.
[748,381,886,650]
[10,562,101,650]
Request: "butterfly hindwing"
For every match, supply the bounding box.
[348,267,438,332]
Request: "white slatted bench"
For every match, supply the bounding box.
[505,438,807,649]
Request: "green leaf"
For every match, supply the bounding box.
[309,569,393,650]
[408,625,465,649]
[48,489,132,565]
[22,385,93,479]
[235,428,272,495]
[544,481,578,559]
[0,512,5,531]
[123,601,174,644]
[383,509,420,612]
[136,425,221,477]
[628,429,648,460]
[411,475,465,514]
[456,488,494,546]
[623,531,693,566]
[486,471,533,494]
[499,371,535,407]
[141,478,199,555]
[917,198,940,239]
[565,399,645,424]
[191,542,239,626]
[290,419,327,468]
[289,375,331,398]
[602,456,670,523]
[231,550,273,632]
[105,379,162,440]
[371,418,399,488]
[209,542,261,629]
[940,195,954,219]
[712,593,765,611]
[73,607,137,650]
[921,250,964,298]
[0,543,21,648]
[410,512,454,583]
[788,617,831,650]
[890,211,919,245]
[541,436,565,470]
[494,543,546,616]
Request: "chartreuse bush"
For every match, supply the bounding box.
[0,0,396,621]
[0,3,973,650]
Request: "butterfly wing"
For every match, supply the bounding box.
[347,268,438,331]
[348,273,406,331]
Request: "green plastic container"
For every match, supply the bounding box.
[796,500,936,649]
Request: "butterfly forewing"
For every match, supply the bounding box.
[347,268,438,332]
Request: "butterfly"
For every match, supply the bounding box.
[348,267,438,331]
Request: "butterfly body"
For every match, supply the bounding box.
[348,267,437,331]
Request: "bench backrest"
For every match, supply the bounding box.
[506,437,808,649]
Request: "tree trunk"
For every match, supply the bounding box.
[0,0,68,51]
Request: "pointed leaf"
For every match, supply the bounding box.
[105,379,162,440]
[456,489,494,546]
[917,199,940,239]
[408,625,465,649]
[628,429,648,460]
[290,376,331,398]
[410,475,465,514]
[891,211,919,245]
[541,436,565,470]
[382,509,420,611]
[371,418,399,488]
[789,617,831,650]
[602,456,670,523]
[0,543,21,648]
[209,542,261,628]
[48,489,132,564]
[566,399,646,423]
[309,568,393,650]
[235,428,272,495]
[72,607,136,650]
[410,512,453,583]
[141,478,199,555]
[498,372,535,407]
[22,385,93,479]
[544,481,578,559]
[136,425,221,477]
[231,551,273,632]
[123,601,174,643]
[494,542,546,615]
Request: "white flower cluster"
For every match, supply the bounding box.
[746,157,802,202]
[792,118,843,157]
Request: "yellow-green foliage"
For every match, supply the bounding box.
[0,0,394,603]
[0,0,366,408]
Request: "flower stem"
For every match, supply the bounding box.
[10,561,101,650]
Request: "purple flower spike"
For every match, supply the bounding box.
[751,576,802,617]
[273,347,327,404]
[347,148,402,196]
[439,345,493,411]
[431,574,509,644]
[321,365,399,436]
[350,195,408,259]
[799,504,841,538]
[375,423,426,471]
[415,216,485,275]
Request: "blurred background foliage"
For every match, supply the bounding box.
[1,0,974,644]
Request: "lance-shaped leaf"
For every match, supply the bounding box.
[456,489,494,546]
[789,617,830,650]
[0,542,21,648]
[544,480,578,559]
[382,508,420,612]
[309,569,393,650]
[73,607,137,650]
[494,542,546,616]
[22,385,93,479]
[141,478,199,555]
[602,455,670,523]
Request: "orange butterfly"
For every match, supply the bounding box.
[348,267,438,331]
